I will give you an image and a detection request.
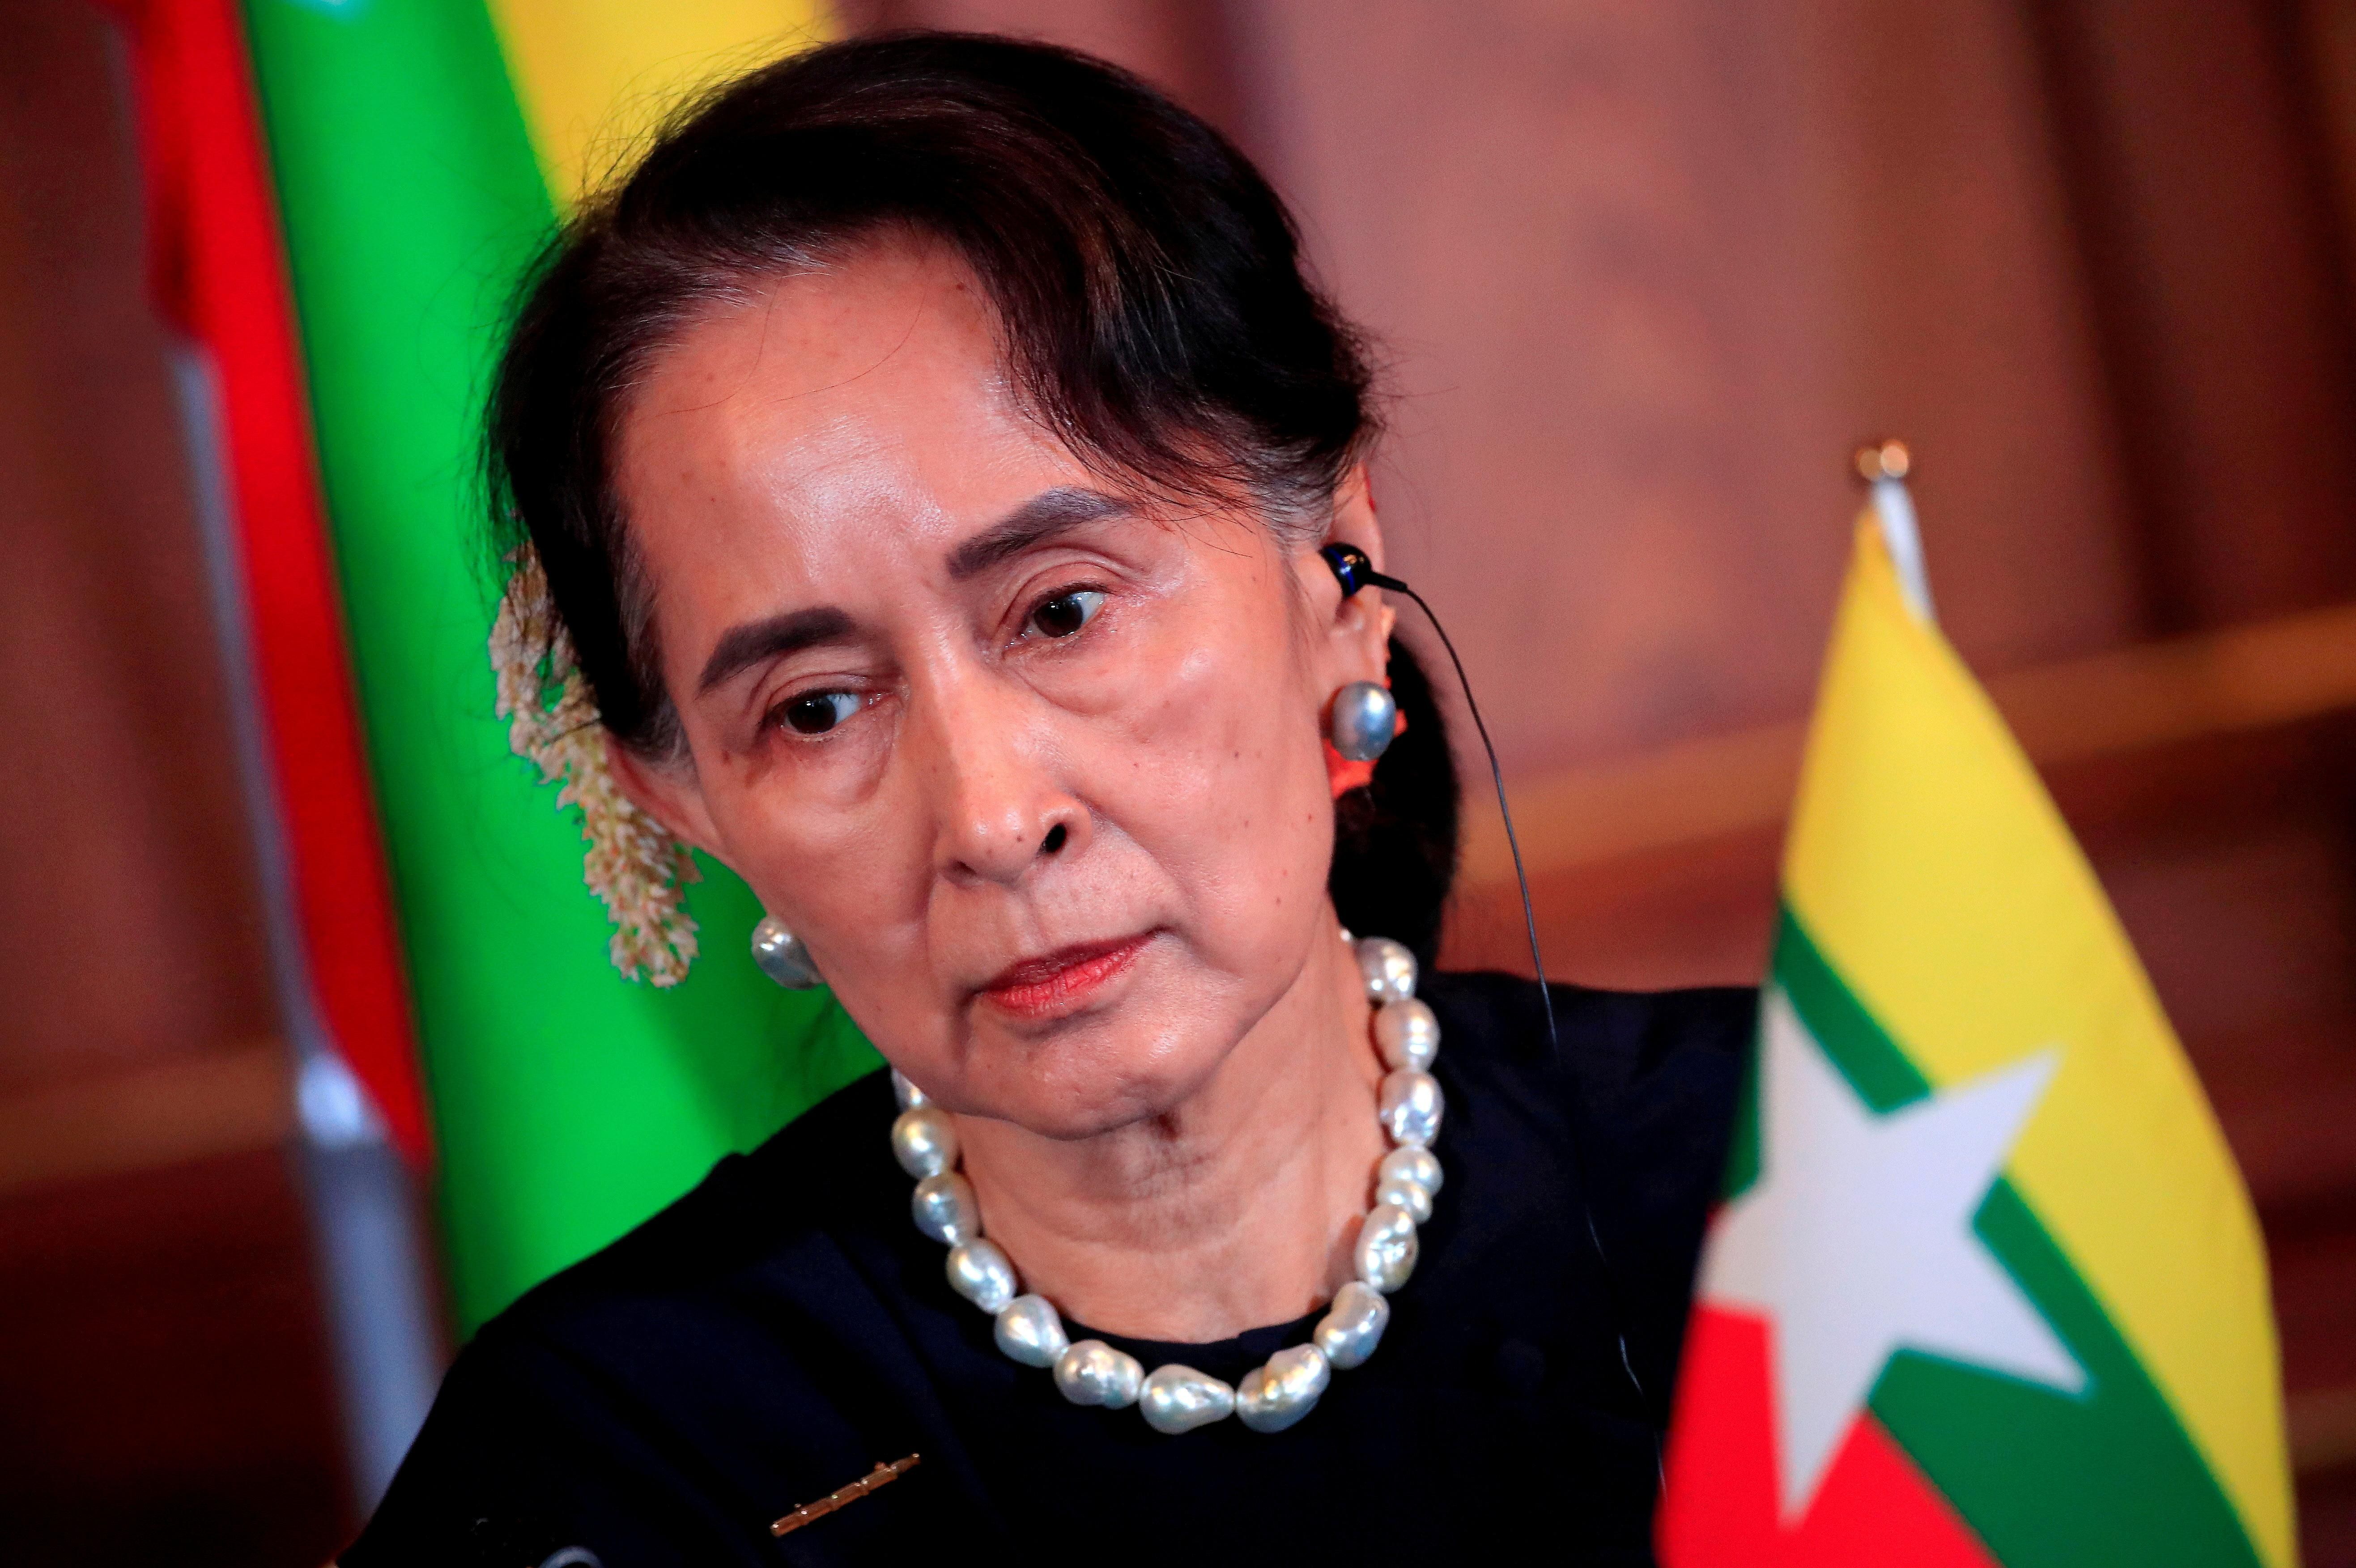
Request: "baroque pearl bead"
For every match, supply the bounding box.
[994,1294,1068,1367]
[946,1238,1017,1313]
[1237,1343,1331,1433]
[1372,998,1440,1072]
[1379,1145,1443,1199]
[750,915,824,989]
[1375,1174,1433,1224]
[1140,1364,1235,1435]
[1313,1281,1391,1370]
[891,1069,927,1109]
[1329,680,1399,763]
[890,1106,958,1178]
[1356,1200,1419,1293]
[910,1172,979,1245]
[1354,937,1418,1006]
[1378,1068,1444,1148]
[1054,1340,1144,1408]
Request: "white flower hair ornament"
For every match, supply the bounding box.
[490,547,701,986]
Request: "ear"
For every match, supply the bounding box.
[606,735,727,863]
[1299,464,1401,799]
[1297,461,1395,684]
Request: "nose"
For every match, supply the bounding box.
[912,664,1088,888]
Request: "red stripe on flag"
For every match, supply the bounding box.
[1660,1306,2001,1568]
[103,0,433,1164]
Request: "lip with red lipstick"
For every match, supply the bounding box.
[977,932,1154,1020]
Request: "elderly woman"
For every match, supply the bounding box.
[346,33,1748,1568]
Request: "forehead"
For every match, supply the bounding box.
[613,238,1091,578]
[638,238,996,411]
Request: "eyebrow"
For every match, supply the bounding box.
[693,488,1130,694]
[945,486,1131,582]
[697,605,857,693]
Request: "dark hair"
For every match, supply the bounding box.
[486,31,1457,958]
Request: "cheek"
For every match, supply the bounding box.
[1093,610,1337,961]
[685,711,936,1009]
[719,757,934,956]
[716,784,962,1099]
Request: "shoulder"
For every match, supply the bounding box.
[469,1062,914,1398]
[503,1063,903,1327]
[1419,968,1752,1207]
[1420,970,1754,1417]
[1420,968,1753,1128]
[347,1069,910,1565]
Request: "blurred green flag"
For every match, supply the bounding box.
[234,0,875,1329]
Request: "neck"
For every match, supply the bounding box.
[953,924,1386,1343]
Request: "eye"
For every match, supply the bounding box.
[1024,588,1106,641]
[776,690,862,735]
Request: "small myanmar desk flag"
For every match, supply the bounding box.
[1657,443,2296,1568]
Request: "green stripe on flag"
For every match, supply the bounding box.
[1772,908,2263,1568]
[1722,1041,1761,1200]
[242,0,876,1330]
[1774,909,1927,1115]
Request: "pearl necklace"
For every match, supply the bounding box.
[887,931,1446,1436]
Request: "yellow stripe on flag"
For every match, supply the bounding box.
[1784,518,2293,1568]
[485,0,834,209]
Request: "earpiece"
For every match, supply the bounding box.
[1320,541,1390,599]
[1319,541,1385,595]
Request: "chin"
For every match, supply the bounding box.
[961,990,1238,1142]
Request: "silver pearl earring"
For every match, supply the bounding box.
[751,914,824,989]
[1328,680,1398,763]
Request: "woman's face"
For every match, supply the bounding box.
[612,239,1390,1139]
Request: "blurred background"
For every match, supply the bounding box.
[3,0,2353,1562]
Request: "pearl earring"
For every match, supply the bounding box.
[751,914,824,989]
[1328,680,1399,763]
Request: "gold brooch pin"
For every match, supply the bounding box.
[770,1454,922,1537]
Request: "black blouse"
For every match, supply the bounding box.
[344,973,1751,1566]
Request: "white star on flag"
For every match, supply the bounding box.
[1702,986,2087,1520]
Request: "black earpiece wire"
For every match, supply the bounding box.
[1321,545,1557,1055]
[1322,542,1656,1431]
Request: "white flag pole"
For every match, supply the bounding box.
[1855,439,1935,625]
[171,343,443,1509]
